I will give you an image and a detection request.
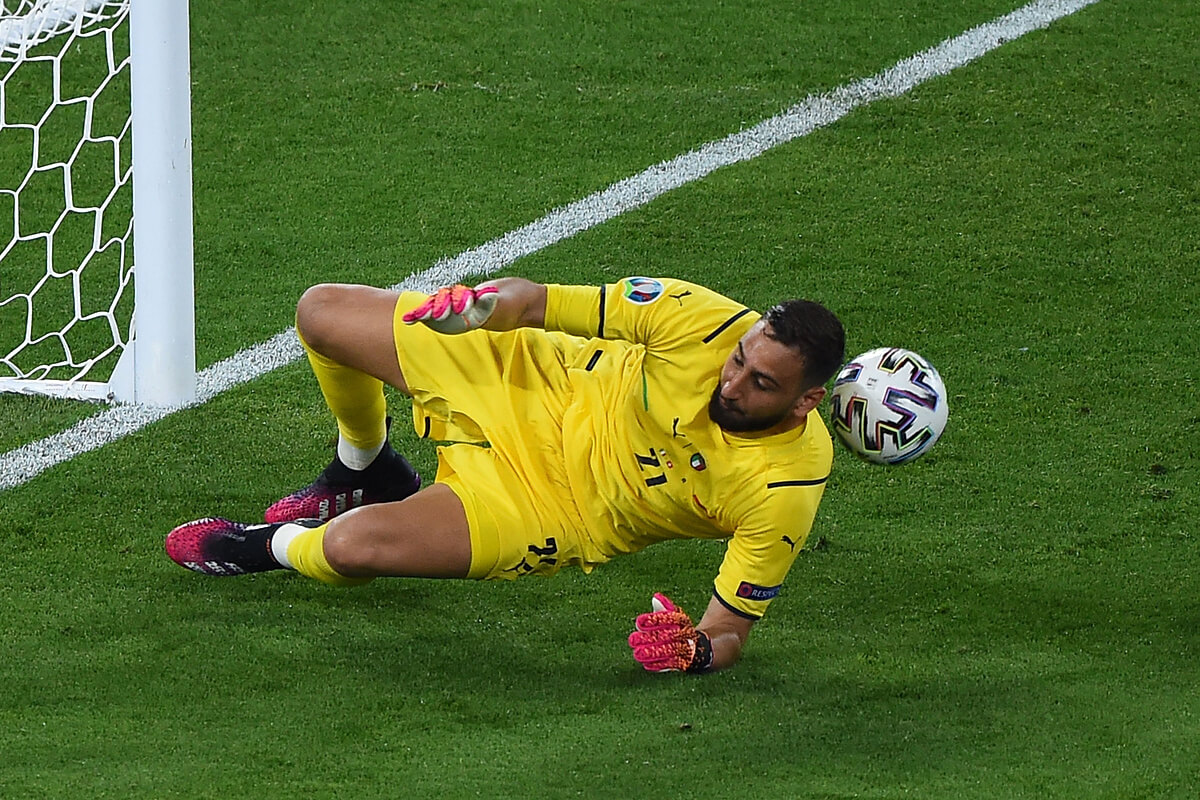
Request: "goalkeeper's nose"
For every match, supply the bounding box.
[717,385,745,413]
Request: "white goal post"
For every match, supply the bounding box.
[0,0,194,405]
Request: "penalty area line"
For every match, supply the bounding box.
[0,0,1103,493]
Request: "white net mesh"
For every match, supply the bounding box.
[0,0,132,390]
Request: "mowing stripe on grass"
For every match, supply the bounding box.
[0,0,1102,492]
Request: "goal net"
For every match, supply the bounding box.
[0,0,194,404]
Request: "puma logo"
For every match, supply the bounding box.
[781,535,800,552]
[669,290,693,305]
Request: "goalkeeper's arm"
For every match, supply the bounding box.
[477,278,547,331]
[696,596,755,671]
[402,278,546,334]
[628,593,755,673]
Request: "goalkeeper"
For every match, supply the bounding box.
[165,276,844,673]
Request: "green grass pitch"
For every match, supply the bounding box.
[1,0,1198,797]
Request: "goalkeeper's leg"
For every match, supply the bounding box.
[167,484,472,582]
[267,285,421,523]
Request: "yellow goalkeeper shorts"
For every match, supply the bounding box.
[393,292,595,581]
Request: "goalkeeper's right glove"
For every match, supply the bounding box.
[401,284,499,334]
[627,593,714,673]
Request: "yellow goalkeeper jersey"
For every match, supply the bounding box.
[545,277,833,619]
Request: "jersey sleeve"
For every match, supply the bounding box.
[544,277,754,351]
[711,469,829,620]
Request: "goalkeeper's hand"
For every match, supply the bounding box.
[401,284,499,334]
[627,593,714,673]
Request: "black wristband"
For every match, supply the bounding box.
[686,630,715,673]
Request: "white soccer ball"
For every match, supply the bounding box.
[829,347,949,465]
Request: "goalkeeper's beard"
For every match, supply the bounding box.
[707,387,789,433]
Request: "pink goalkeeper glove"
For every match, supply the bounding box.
[401,284,499,334]
[628,593,714,673]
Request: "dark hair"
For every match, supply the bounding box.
[762,299,845,389]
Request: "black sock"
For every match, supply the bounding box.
[320,441,418,489]
[212,522,284,573]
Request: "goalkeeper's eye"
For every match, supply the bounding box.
[733,353,778,392]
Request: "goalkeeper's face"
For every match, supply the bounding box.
[708,322,825,434]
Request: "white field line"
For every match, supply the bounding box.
[0,0,1102,493]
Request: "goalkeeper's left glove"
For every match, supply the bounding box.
[401,284,499,334]
[627,593,714,673]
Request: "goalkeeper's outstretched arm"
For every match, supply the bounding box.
[628,592,755,673]
[402,279,546,334]
[477,278,547,331]
[695,596,756,671]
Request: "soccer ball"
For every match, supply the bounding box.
[829,347,948,465]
